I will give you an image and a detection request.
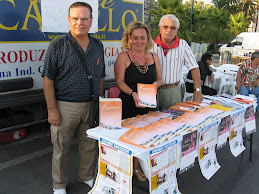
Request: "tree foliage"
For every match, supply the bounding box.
[149,0,255,50]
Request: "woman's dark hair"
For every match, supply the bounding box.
[201,51,213,62]
[69,2,92,18]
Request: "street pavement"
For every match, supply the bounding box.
[0,111,258,194]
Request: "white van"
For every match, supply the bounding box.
[219,32,259,65]
[220,32,259,51]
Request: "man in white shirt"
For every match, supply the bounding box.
[152,14,203,109]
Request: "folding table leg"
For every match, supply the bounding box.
[249,134,253,162]
[239,133,247,170]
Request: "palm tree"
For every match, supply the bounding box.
[228,12,250,36]
[206,7,234,50]
[239,0,258,18]
[149,0,191,42]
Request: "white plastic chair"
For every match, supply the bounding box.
[180,65,189,87]
[182,72,193,102]
[209,65,222,90]
[218,64,239,96]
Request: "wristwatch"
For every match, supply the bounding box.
[194,87,201,92]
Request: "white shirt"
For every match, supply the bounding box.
[152,39,198,84]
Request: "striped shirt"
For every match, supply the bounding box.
[151,39,198,84]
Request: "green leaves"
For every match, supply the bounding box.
[149,0,255,47]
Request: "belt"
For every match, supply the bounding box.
[160,81,180,89]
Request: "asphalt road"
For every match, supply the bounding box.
[0,110,258,194]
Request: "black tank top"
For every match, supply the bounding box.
[119,51,157,119]
[123,52,157,93]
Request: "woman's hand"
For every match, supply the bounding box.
[132,92,145,108]
[153,81,159,94]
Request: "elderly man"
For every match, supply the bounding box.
[43,2,105,194]
[235,51,259,111]
[152,14,203,109]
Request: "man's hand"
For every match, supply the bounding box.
[193,91,203,103]
[48,108,61,126]
[210,75,214,83]
[252,79,259,88]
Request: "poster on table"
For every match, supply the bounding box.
[90,138,133,194]
[217,115,231,149]
[198,121,221,180]
[244,105,256,135]
[229,110,246,157]
[148,140,181,194]
[179,130,198,173]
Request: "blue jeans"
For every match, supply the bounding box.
[239,86,259,111]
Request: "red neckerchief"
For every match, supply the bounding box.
[154,34,180,56]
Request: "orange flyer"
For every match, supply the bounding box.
[121,118,149,129]
[119,128,159,149]
[180,112,211,128]
[157,119,188,137]
[147,111,172,118]
[175,102,202,109]
[157,119,186,130]
[170,104,196,112]
[135,114,161,123]
[99,98,122,130]
[137,83,157,108]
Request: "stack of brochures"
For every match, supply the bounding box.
[99,97,122,130]
[118,95,255,149]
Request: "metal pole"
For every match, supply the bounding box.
[0,119,48,133]
[190,0,194,34]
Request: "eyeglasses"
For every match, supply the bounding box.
[208,58,213,61]
[161,25,177,31]
[69,16,90,23]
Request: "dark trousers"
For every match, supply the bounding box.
[186,83,217,96]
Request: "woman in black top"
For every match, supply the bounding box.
[114,21,162,181]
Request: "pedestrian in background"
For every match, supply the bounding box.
[151,14,203,109]
[42,2,105,194]
[235,51,259,111]
[186,51,217,95]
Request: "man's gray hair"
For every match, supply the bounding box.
[251,51,259,60]
[159,14,180,29]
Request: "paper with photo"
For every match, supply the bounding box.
[244,105,256,135]
[90,138,133,194]
[148,140,181,194]
[229,110,246,157]
[179,130,198,173]
[217,115,231,149]
[198,121,221,180]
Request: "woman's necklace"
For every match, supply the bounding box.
[132,51,149,74]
